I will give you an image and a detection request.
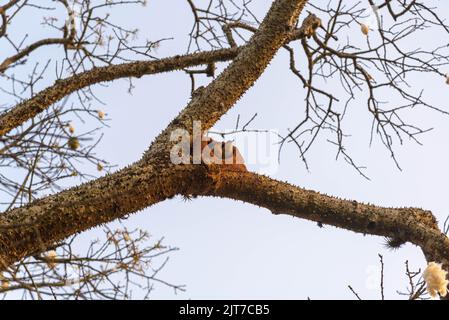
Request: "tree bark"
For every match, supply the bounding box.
[0,3,319,137]
[1,0,448,295]
[0,0,310,269]
[0,47,241,136]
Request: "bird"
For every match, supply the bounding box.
[199,137,247,172]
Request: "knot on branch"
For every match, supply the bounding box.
[404,208,439,231]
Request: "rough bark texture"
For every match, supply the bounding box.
[204,170,449,265]
[0,38,70,73]
[162,0,307,133]
[0,163,211,269]
[0,3,319,138]
[0,47,241,137]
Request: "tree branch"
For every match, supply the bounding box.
[0,47,241,137]
[0,1,321,138]
[0,38,71,73]
[2,2,448,292]
[158,0,307,135]
[0,0,309,270]
[204,169,449,265]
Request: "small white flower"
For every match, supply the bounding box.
[47,250,57,259]
[423,262,449,298]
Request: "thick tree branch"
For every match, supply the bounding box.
[2,2,448,291]
[204,169,449,265]
[0,47,241,137]
[0,162,209,270]
[159,0,308,136]
[0,0,309,270]
[0,0,20,38]
[2,0,448,300]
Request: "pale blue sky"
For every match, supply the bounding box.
[3,0,449,299]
